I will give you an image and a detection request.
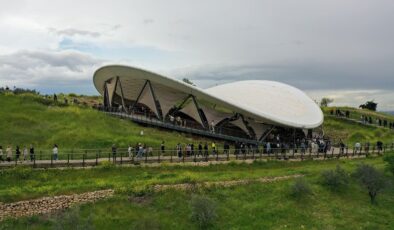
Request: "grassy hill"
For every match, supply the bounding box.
[0,93,212,151]
[322,107,394,146]
[1,93,394,151]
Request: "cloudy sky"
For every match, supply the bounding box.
[0,0,393,110]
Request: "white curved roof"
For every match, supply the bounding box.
[93,65,323,129]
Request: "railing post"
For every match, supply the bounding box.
[67,153,70,166]
[120,152,123,165]
[71,149,73,160]
[170,149,173,163]
[145,151,148,163]
[331,148,334,158]
[292,147,295,158]
[82,154,85,168]
[228,149,230,161]
[15,153,17,166]
[39,150,42,160]
[182,151,185,163]
[346,147,349,158]
[158,149,161,163]
[96,153,99,166]
[51,154,53,167]
[33,155,36,168]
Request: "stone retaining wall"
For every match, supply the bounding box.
[0,189,114,221]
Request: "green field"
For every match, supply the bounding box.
[1,156,393,229]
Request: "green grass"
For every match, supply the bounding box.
[0,156,393,229]
[322,107,394,146]
[0,93,213,151]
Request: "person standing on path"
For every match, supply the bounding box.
[52,144,58,161]
[111,144,117,162]
[29,144,35,161]
[128,144,133,159]
[0,146,3,162]
[161,141,165,155]
[23,146,28,161]
[6,146,12,162]
[15,146,21,162]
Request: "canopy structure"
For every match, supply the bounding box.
[93,65,323,141]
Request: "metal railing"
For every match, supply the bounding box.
[1,143,392,169]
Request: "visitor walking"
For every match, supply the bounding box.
[0,146,3,162]
[23,146,28,161]
[198,142,202,157]
[53,144,58,160]
[161,141,165,154]
[112,144,117,161]
[204,142,208,157]
[176,143,182,158]
[211,142,216,156]
[29,144,35,161]
[15,146,21,162]
[128,144,133,159]
[6,146,12,162]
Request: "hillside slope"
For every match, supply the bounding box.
[1,93,393,150]
[323,107,394,146]
[0,93,210,150]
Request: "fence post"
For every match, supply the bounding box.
[158,150,161,163]
[96,153,98,166]
[292,147,295,158]
[145,151,148,163]
[331,148,334,158]
[71,149,73,160]
[82,154,85,168]
[120,152,123,165]
[33,155,36,168]
[216,149,219,161]
[15,153,17,166]
[346,147,349,158]
[228,149,231,161]
[39,150,42,160]
[182,151,185,163]
[67,153,70,166]
[252,149,255,159]
[51,154,53,167]
[170,149,173,163]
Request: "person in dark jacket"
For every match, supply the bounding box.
[29,144,35,161]
[15,146,21,161]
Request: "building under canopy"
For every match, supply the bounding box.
[93,65,323,143]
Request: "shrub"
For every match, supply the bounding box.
[353,164,387,204]
[97,160,115,170]
[290,177,312,198]
[383,153,394,175]
[190,195,217,229]
[11,166,33,180]
[321,165,349,191]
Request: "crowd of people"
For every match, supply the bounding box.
[0,144,58,163]
[330,109,394,129]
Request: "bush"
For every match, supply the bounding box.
[290,178,312,198]
[97,160,115,170]
[383,153,394,175]
[11,166,33,180]
[190,195,217,229]
[353,164,387,204]
[321,165,349,191]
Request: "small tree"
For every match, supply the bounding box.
[359,101,378,111]
[353,164,386,204]
[190,195,217,229]
[383,153,394,175]
[290,177,312,198]
[321,165,349,192]
[320,98,334,107]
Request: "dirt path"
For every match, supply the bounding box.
[0,189,114,221]
[152,174,303,192]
